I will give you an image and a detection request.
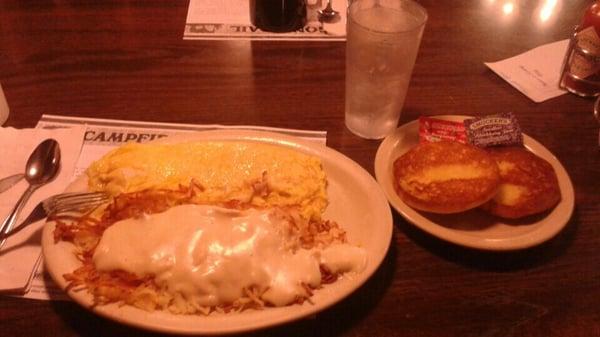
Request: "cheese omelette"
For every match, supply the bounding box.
[86,141,328,220]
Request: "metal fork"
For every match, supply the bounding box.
[0,191,110,244]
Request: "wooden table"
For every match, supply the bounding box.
[1,1,599,336]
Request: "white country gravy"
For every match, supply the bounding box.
[93,204,367,307]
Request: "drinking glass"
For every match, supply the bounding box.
[0,83,8,125]
[250,0,306,32]
[345,0,427,139]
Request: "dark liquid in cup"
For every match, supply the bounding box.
[250,0,306,33]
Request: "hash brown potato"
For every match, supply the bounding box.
[481,146,561,219]
[392,141,501,214]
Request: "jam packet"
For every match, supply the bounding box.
[419,116,467,144]
[464,112,523,147]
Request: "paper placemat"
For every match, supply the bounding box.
[184,0,347,41]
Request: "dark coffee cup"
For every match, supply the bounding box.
[250,0,306,33]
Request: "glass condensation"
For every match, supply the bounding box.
[345,1,426,139]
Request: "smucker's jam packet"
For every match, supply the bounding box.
[419,116,467,144]
[464,112,523,147]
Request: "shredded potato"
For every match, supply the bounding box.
[54,182,348,315]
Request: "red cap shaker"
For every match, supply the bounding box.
[560,1,600,97]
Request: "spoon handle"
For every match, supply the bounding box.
[0,173,24,194]
[0,184,38,249]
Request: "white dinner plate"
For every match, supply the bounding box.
[42,130,393,335]
[374,115,575,251]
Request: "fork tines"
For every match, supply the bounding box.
[46,192,110,215]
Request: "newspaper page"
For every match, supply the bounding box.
[19,114,326,300]
[184,0,347,41]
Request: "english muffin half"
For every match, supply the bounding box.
[393,141,501,214]
[481,146,561,219]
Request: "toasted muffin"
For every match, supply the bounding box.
[393,141,501,214]
[481,147,561,219]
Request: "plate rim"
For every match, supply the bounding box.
[42,129,394,335]
[374,115,575,251]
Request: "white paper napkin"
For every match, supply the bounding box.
[485,39,569,103]
[0,126,85,292]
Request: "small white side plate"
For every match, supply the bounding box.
[374,115,575,251]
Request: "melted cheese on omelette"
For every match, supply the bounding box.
[86,141,328,220]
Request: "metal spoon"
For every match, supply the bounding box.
[0,139,60,248]
[318,0,340,22]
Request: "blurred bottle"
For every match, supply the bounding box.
[250,0,306,32]
[0,83,8,125]
[560,1,600,96]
